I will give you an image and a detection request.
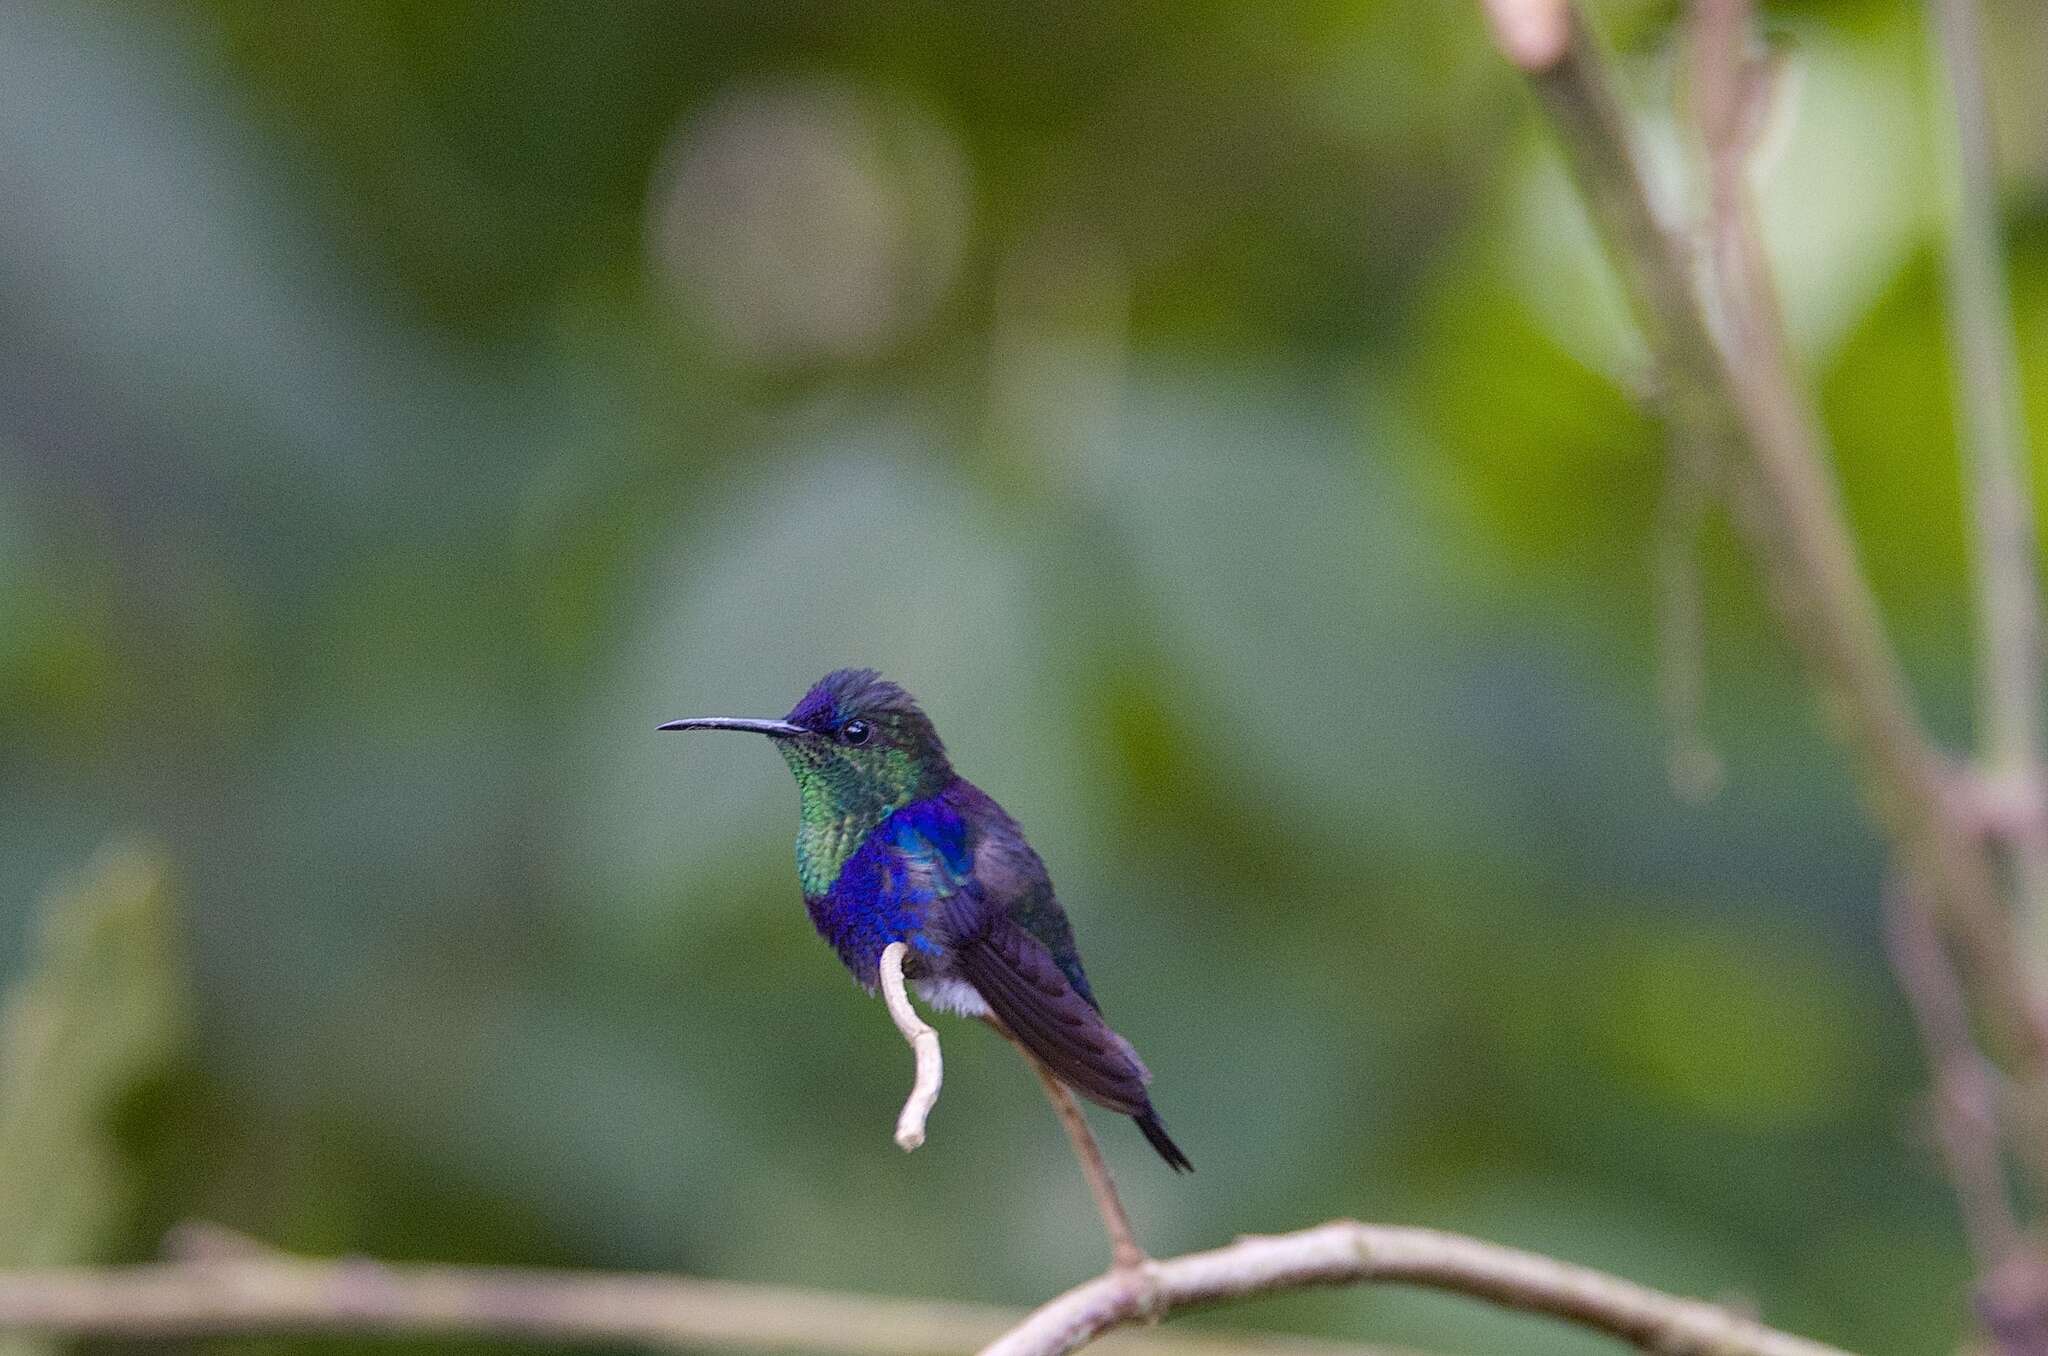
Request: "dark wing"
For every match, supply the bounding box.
[944,781,1101,1008]
[948,907,1151,1116]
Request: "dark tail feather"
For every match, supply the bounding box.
[1134,1110,1193,1173]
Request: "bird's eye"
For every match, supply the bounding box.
[842,719,872,746]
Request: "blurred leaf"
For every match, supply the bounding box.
[1404,263,1657,577]
[1818,253,1969,647]
[0,841,189,1355]
[1078,367,1491,853]
[1590,917,1870,1130]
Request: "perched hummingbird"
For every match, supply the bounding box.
[660,668,1191,1172]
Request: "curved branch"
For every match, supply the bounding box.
[981,1220,1854,1356]
[0,1234,1433,1356]
[879,941,942,1150]
[0,1223,1846,1356]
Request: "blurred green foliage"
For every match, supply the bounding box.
[0,845,187,1356]
[0,1,2039,1352]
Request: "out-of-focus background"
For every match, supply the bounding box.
[2,1,2041,1351]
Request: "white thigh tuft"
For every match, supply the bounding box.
[912,976,991,1017]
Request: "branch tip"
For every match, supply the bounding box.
[1482,0,1570,71]
[878,941,942,1151]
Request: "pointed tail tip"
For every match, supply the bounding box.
[1135,1110,1194,1174]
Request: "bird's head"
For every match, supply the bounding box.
[659,668,954,818]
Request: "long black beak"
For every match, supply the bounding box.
[656,716,807,737]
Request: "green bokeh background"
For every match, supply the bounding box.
[2,1,2040,1351]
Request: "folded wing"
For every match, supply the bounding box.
[953,914,1151,1116]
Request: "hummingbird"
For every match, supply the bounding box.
[660,668,1191,1172]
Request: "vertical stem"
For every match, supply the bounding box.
[984,1017,1147,1271]
[1928,0,2048,986]
[1484,0,2048,1338]
[1885,883,2023,1269]
[1656,428,1725,801]
[1025,1059,1148,1272]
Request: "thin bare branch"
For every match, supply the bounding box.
[982,1015,1148,1271]
[1696,0,2048,1271]
[1655,426,1724,802]
[22,1224,1836,1356]
[0,1239,1430,1356]
[1030,1053,1147,1271]
[1886,882,2048,1354]
[1691,0,1783,364]
[1884,881,2023,1268]
[1487,0,2041,1073]
[880,941,943,1151]
[1980,1255,2048,1356]
[1926,0,2048,988]
[980,1220,1854,1356]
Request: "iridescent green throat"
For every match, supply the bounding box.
[781,742,929,897]
[793,792,889,897]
